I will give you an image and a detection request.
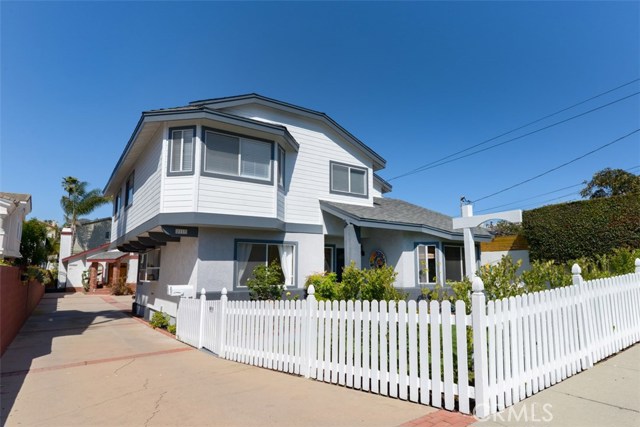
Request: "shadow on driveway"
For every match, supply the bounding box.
[0,293,131,424]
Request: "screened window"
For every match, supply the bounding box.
[324,246,334,272]
[236,242,295,288]
[417,244,437,284]
[139,248,161,281]
[113,193,121,215]
[169,127,195,174]
[444,246,465,282]
[277,146,285,187]
[203,130,272,181]
[125,173,134,207]
[330,162,367,196]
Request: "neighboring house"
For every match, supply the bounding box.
[0,192,32,260]
[58,218,138,291]
[480,234,530,275]
[104,94,491,320]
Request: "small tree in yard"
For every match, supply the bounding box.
[246,260,285,300]
[16,219,50,267]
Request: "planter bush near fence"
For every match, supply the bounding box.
[176,260,640,417]
[1,265,45,355]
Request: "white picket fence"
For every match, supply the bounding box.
[175,263,640,418]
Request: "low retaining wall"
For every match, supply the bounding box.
[1,265,45,355]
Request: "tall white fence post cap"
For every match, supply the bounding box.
[200,288,206,296]
[635,258,640,268]
[221,287,228,295]
[307,285,315,295]
[472,276,484,292]
[571,264,582,275]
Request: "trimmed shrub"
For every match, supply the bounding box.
[523,194,640,262]
[304,272,340,301]
[150,311,170,329]
[246,260,285,301]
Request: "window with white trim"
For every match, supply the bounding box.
[139,248,161,281]
[417,244,437,284]
[277,146,285,187]
[330,162,367,196]
[203,130,272,181]
[236,242,295,288]
[169,127,195,174]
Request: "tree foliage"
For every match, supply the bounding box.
[246,260,286,300]
[16,219,50,267]
[580,168,640,199]
[60,177,110,250]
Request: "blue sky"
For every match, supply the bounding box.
[1,1,638,223]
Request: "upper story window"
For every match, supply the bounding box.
[113,193,121,216]
[125,172,134,207]
[202,128,272,183]
[277,146,285,188]
[168,127,195,175]
[330,161,367,197]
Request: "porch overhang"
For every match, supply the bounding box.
[320,200,493,242]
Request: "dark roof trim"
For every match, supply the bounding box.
[62,243,111,263]
[373,173,393,194]
[319,201,492,242]
[103,107,299,194]
[188,93,387,170]
[109,213,324,250]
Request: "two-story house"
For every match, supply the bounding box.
[104,94,490,320]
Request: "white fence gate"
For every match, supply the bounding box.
[175,263,640,417]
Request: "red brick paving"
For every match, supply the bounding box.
[399,409,476,427]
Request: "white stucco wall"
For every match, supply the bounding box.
[481,250,530,275]
[196,227,324,292]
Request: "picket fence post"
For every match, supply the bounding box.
[197,288,206,349]
[472,276,490,418]
[304,285,317,378]
[635,258,640,274]
[571,264,583,286]
[218,287,228,357]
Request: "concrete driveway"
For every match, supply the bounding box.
[1,293,436,427]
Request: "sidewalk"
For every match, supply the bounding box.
[471,344,640,427]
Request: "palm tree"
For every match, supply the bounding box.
[60,177,111,251]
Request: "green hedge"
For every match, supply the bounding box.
[523,194,640,262]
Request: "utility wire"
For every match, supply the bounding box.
[475,164,640,213]
[472,129,640,203]
[518,191,582,210]
[390,79,640,179]
[390,90,640,180]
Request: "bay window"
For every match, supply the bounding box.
[168,127,195,175]
[236,242,295,288]
[203,129,272,182]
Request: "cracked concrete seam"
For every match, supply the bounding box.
[113,358,136,375]
[144,391,167,427]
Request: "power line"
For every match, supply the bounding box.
[475,183,584,213]
[390,90,640,180]
[390,79,640,180]
[518,191,582,210]
[475,164,640,213]
[472,129,640,203]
